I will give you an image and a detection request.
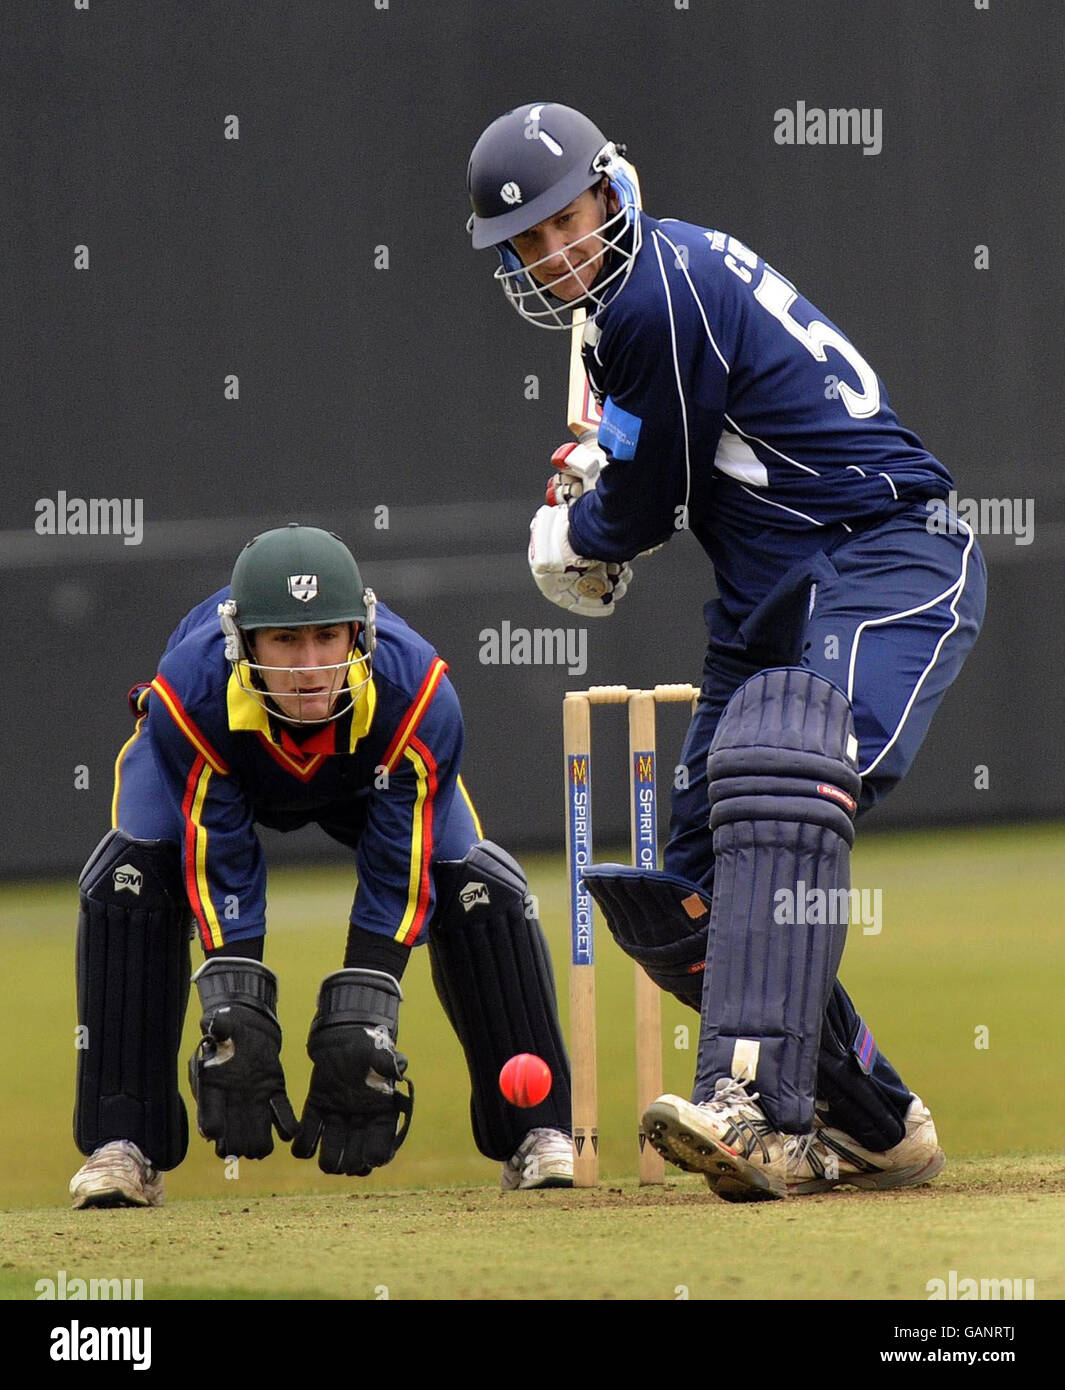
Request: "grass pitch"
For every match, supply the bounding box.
[1,823,1063,1300]
[3,1161,1063,1302]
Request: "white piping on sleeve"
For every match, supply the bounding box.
[650,232,694,516]
[652,228,730,373]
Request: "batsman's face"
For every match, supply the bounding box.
[252,623,356,723]
[510,185,617,301]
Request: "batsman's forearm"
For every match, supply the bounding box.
[567,491,661,562]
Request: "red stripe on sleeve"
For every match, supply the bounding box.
[152,673,230,774]
[381,658,448,772]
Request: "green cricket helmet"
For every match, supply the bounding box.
[218,524,377,725]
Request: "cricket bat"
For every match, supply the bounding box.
[563,306,610,600]
[560,153,642,600]
[567,305,602,444]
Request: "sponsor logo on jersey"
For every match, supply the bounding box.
[460,882,490,912]
[113,864,143,895]
[500,181,522,205]
[287,574,318,602]
[598,397,643,461]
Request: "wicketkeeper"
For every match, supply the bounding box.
[70,524,572,1207]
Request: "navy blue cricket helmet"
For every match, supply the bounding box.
[467,102,643,328]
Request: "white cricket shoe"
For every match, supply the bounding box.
[69,1140,165,1210]
[785,1095,946,1195]
[643,1078,788,1201]
[501,1128,574,1190]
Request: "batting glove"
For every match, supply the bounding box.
[528,503,632,618]
[545,439,606,505]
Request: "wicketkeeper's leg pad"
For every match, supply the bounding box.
[429,840,571,1160]
[74,829,192,1170]
[581,864,709,1010]
[816,982,909,1150]
[695,668,862,1132]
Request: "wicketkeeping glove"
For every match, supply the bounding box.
[291,970,414,1176]
[188,958,299,1159]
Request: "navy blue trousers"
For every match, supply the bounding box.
[666,504,987,1132]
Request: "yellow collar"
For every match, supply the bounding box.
[226,661,376,753]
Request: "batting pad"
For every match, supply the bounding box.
[75,830,192,1170]
[429,841,571,1159]
[695,668,862,1132]
[816,981,909,1150]
[582,864,709,1010]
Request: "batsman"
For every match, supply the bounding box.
[70,524,573,1207]
[468,104,987,1200]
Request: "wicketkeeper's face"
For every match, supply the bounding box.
[251,623,358,724]
[510,184,619,301]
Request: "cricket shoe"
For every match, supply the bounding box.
[785,1095,946,1195]
[69,1140,165,1210]
[501,1128,574,1190]
[642,1079,788,1201]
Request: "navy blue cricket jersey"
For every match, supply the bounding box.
[567,213,953,623]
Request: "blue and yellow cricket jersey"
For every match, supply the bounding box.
[112,589,476,952]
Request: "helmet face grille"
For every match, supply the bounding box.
[231,647,374,728]
[499,203,636,322]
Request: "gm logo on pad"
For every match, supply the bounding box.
[460,882,490,912]
[113,864,143,895]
